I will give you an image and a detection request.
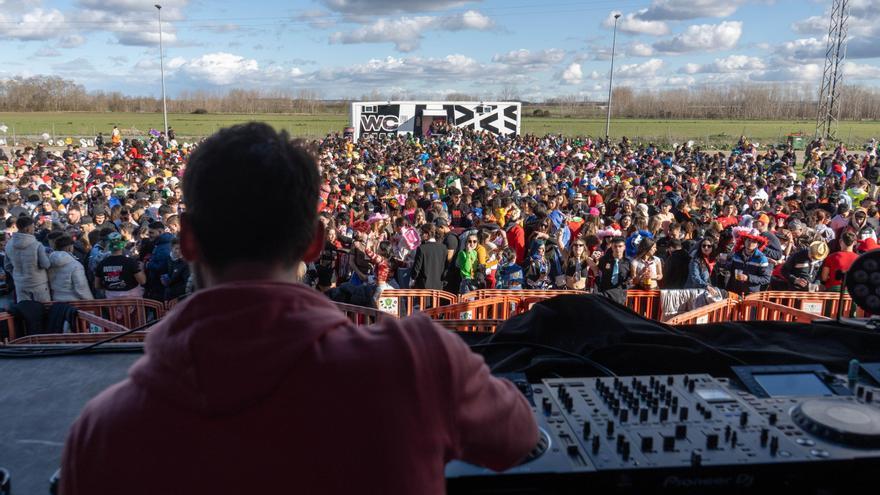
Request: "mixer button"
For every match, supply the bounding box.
[641,435,654,452]
[679,407,689,421]
[659,408,669,422]
[690,450,702,467]
[583,421,591,439]
[663,435,676,452]
[768,413,778,425]
[740,411,749,427]
[675,424,687,439]
[866,391,874,403]
[639,408,649,422]
[592,435,601,453]
[770,436,779,456]
[607,421,615,437]
[760,428,769,447]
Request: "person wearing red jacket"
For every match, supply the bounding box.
[61,123,538,495]
[504,207,526,265]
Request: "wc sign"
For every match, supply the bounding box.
[360,114,399,133]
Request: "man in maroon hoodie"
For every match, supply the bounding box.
[60,122,538,495]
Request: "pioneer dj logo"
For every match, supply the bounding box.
[361,115,399,133]
[662,474,755,488]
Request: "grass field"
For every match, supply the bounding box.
[1,112,879,149]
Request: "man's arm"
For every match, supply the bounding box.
[438,324,539,471]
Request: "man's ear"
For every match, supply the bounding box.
[302,223,325,263]
[179,213,201,262]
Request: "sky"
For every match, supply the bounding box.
[1,0,879,101]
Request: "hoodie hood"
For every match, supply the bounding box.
[10,232,38,249]
[130,281,350,416]
[49,250,76,266]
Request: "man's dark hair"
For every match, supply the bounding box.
[15,216,34,230]
[841,231,857,247]
[183,122,319,269]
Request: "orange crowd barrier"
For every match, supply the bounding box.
[740,299,832,323]
[63,298,167,329]
[433,319,503,333]
[666,298,741,325]
[374,289,457,317]
[420,297,514,321]
[1,308,131,344]
[8,331,149,345]
[334,302,387,326]
[745,291,865,318]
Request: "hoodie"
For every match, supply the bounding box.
[62,281,537,495]
[48,250,93,301]
[3,231,50,289]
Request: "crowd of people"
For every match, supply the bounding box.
[0,124,878,314]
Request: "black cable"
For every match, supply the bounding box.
[657,324,749,366]
[0,318,159,359]
[470,341,618,377]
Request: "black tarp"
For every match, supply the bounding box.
[474,294,880,378]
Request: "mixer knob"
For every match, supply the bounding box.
[683,375,689,385]
[659,407,669,422]
[667,376,674,385]
[857,386,865,398]
[866,391,874,403]
[679,407,689,421]
[675,424,687,439]
[663,435,676,452]
[770,436,779,456]
[760,428,769,447]
[620,409,629,423]
[724,425,731,441]
[704,409,712,420]
[688,380,696,393]
[768,413,778,425]
[639,408,649,422]
[730,431,738,446]
[621,441,630,460]
[617,434,626,451]
[583,421,591,439]
[641,435,654,452]
[665,391,672,402]
[690,450,702,467]
[567,445,579,456]
[592,435,601,453]
[542,397,552,414]
[740,411,749,427]
[650,376,656,386]
[558,385,566,399]
[672,397,679,408]
[607,421,615,437]
[706,434,719,450]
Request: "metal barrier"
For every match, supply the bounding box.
[374,289,457,317]
[459,289,587,302]
[420,297,514,321]
[744,291,865,318]
[5,311,135,345]
[739,299,832,323]
[666,298,741,325]
[433,319,503,333]
[334,302,387,326]
[63,298,167,329]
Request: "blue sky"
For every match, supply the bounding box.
[1,0,879,100]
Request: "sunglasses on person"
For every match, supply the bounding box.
[701,244,713,249]
[467,239,478,245]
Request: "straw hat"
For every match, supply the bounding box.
[809,240,829,261]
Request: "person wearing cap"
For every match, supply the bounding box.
[95,232,146,299]
[780,240,829,291]
[4,216,51,302]
[724,232,772,294]
[48,235,93,301]
[753,213,783,263]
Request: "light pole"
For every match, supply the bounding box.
[605,13,621,143]
[155,4,169,141]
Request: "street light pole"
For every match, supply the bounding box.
[155,4,169,141]
[605,13,621,143]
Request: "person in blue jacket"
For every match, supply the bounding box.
[724,232,772,294]
[144,222,173,300]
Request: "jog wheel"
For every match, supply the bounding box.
[792,399,880,448]
[519,428,551,464]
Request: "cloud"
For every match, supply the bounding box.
[0,8,65,40]
[492,48,565,70]
[617,58,664,78]
[320,0,479,15]
[679,55,765,74]
[636,0,748,21]
[74,0,187,46]
[653,21,742,53]
[774,37,825,61]
[34,47,61,57]
[750,63,822,82]
[59,34,85,48]
[844,61,880,80]
[604,11,669,36]
[627,42,655,57]
[181,52,259,85]
[560,63,583,84]
[329,10,493,51]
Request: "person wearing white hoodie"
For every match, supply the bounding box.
[4,216,51,302]
[49,235,93,301]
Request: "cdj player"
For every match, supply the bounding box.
[446,364,880,494]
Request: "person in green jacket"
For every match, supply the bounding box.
[456,234,479,290]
